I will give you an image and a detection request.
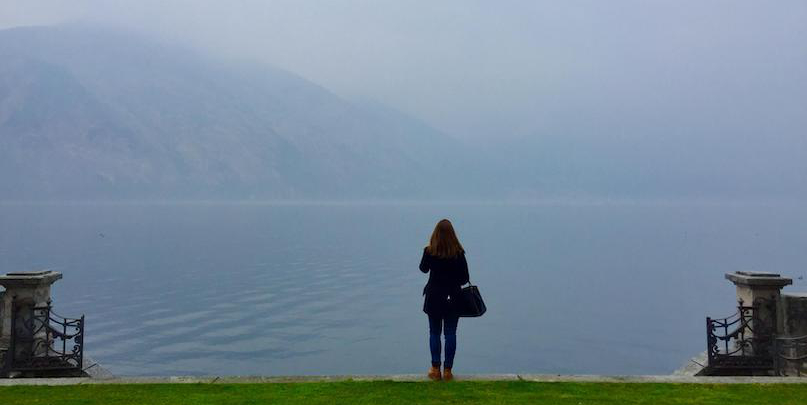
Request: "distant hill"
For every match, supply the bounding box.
[1,25,803,201]
[0,25,480,200]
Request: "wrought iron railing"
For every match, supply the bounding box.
[774,335,807,376]
[706,299,775,370]
[6,303,84,373]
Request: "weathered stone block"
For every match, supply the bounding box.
[781,293,807,338]
[0,271,63,354]
[725,271,792,336]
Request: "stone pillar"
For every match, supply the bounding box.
[779,293,807,375]
[725,271,792,339]
[0,271,63,359]
[0,287,5,367]
[781,293,807,338]
[0,288,4,343]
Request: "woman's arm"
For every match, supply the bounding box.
[458,253,470,285]
[419,247,430,273]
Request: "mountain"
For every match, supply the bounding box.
[0,25,477,200]
[3,25,802,202]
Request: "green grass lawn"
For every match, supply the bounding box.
[1,381,806,405]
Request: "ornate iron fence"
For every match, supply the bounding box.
[774,335,807,376]
[706,298,776,371]
[6,303,84,374]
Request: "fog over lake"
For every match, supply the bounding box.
[1,201,805,375]
[0,1,805,377]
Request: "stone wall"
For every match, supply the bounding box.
[0,288,5,370]
[0,289,4,348]
[780,293,807,338]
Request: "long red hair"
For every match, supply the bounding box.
[426,219,464,258]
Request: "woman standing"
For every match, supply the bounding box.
[419,219,470,381]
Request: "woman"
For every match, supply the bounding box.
[419,219,470,381]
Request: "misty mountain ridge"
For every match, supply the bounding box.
[0,25,484,199]
[0,25,803,201]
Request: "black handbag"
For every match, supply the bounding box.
[457,282,486,317]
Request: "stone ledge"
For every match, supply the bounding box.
[0,270,62,287]
[725,271,792,287]
[2,374,807,386]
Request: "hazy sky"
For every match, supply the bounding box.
[1,0,806,144]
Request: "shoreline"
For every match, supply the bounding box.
[2,374,806,386]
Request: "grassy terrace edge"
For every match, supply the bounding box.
[2,381,807,405]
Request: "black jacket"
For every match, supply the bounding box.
[420,247,470,316]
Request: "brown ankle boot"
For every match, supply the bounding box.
[443,367,453,381]
[428,366,442,381]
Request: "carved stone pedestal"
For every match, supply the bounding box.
[725,271,792,337]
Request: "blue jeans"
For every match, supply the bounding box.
[428,314,459,368]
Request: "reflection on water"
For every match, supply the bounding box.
[0,201,805,376]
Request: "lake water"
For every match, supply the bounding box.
[1,201,806,376]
